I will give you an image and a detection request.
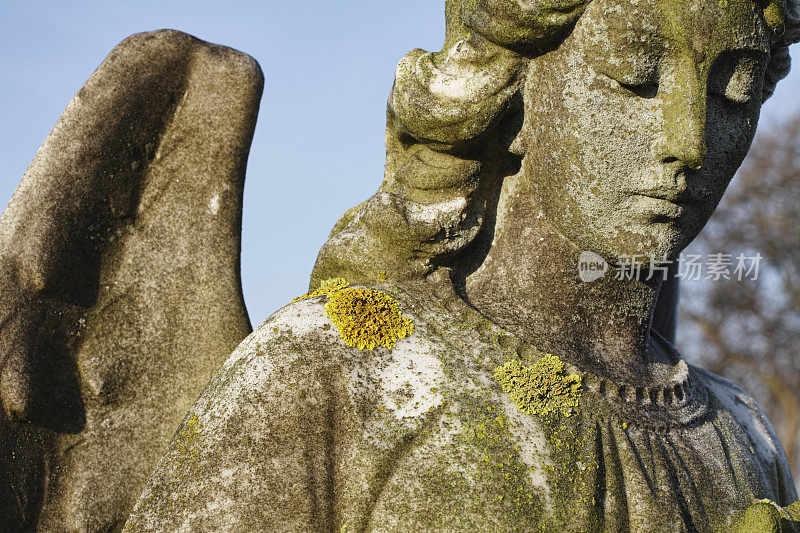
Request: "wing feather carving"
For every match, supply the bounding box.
[0,29,260,531]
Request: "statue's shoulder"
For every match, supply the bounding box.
[250,295,346,363]
[211,284,435,396]
[123,296,355,530]
[692,366,767,422]
[124,288,450,529]
[692,365,799,502]
[191,295,350,408]
[691,365,789,463]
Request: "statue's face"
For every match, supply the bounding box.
[521,0,771,262]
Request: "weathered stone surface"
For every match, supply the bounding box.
[125,0,800,529]
[3,0,798,528]
[124,0,800,528]
[124,282,797,531]
[0,30,261,531]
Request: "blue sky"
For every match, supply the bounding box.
[1,1,798,326]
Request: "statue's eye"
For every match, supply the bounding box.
[615,79,659,99]
[708,52,766,105]
[591,53,660,99]
[596,66,659,99]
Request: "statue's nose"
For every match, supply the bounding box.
[653,62,708,170]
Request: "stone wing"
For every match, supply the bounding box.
[0,30,260,531]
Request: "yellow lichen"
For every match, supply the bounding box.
[292,277,350,302]
[494,354,582,418]
[324,287,414,350]
[732,499,800,532]
[173,414,202,475]
[452,400,542,520]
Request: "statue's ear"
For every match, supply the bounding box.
[0,30,260,531]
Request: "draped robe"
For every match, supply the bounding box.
[124,284,798,532]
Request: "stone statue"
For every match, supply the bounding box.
[0,31,259,531]
[120,0,799,530]
[2,0,799,530]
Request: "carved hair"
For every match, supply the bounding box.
[764,0,800,98]
[310,0,799,288]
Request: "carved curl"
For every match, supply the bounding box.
[762,0,800,100]
[311,0,586,287]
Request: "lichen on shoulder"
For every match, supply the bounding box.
[494,353,582,418]
[291,278,414,350]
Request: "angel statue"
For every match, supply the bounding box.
[2,0,799,530]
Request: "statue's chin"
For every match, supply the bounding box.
[567,223,693,266]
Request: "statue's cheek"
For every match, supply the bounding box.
[706,97,760,170]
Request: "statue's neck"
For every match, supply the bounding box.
[462,174,670,384]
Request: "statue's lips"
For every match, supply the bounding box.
[629,193,694,219]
